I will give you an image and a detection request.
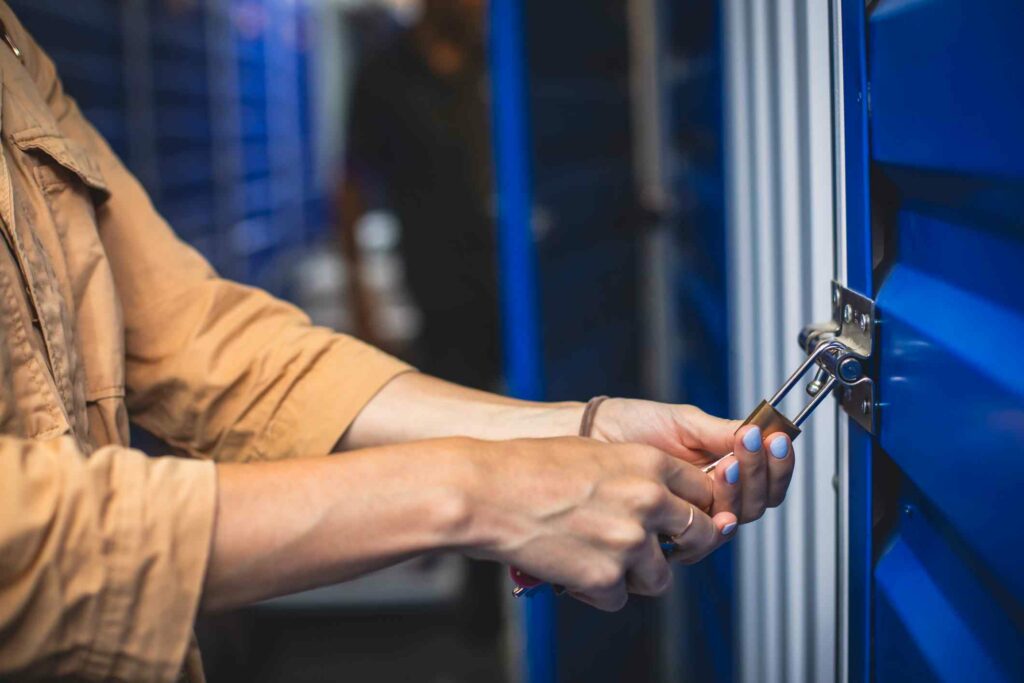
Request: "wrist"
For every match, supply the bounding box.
[507,401,585,439]
[423,437,495,553]
[432,437,526,558]
[588,397,626,443]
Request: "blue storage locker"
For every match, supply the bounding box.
[838,1,1024,680]
[8,0,322,295]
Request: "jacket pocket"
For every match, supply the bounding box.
[10,127,110,201]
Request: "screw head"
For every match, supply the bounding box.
[858,313,869,332]
[843,304,853,323]
[861,399,871,414]
[833,289,841,306]
[839,358,863,382]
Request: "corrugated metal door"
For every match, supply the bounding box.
[836,1,1024,680]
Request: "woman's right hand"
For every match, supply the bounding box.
[450,436,739,611]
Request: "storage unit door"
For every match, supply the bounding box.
[838,1,1024,681]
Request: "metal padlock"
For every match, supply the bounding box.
[701,338,850,474]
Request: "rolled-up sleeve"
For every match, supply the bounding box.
[0,436,216,681]
[121,290,413,462]
[4,5,412,463]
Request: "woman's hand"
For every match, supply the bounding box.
[455,436,738,611]
[590,399,795,523]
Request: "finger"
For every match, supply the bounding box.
[661,458,714,513]
[681,405,743,457]
[669,507,738,565]
[646,480,701,541]
[735,425,767,522]
[709,453,741,516]
[625,535,672,596]
[764,433,795,508]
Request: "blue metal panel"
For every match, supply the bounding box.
[875,492,1022,682]
[840,0,1024,679]
[870,1,1024,179]
[488,2,554,683]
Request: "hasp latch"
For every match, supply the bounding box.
[797,281,877,434]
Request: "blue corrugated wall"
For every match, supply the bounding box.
[9,0,324,295]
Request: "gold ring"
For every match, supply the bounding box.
[670,504,696,544]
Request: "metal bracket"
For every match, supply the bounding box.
[830,281,874,359]
[798,282,877,434]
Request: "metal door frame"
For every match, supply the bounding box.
[831,2,873,681]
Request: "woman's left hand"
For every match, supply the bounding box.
[590,398,795,523]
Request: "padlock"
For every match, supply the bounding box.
[702,338,849,474]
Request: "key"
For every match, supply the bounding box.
[510,338,861,598]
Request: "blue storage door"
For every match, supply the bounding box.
[841,0,1024,680]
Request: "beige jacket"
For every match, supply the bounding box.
[0,4,410,680]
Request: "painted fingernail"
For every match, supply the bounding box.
[742,426,762,452]
[770,435,789,459]
[722,522,737,536]
[725,460,740,485]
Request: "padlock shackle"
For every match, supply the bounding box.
[768,339,846,407]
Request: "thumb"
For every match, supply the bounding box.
[683,406,741,457]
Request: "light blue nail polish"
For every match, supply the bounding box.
[725,461,740,485]
[742,426,762,452]
[770,435,789,459]
[722,522,737,536]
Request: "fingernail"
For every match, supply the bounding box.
[722,522,737,536]
[770,435,789,459]
[742,426,762,452]
[725,461,740,485]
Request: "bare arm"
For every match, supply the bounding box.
[340,372,796,525]
[339,372,585,449]
[202,439,470,611]
[202,435,740,614]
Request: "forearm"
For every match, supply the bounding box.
[201,438,475,612]
[339,372,584,450]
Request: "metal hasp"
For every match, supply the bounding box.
[798,281,877,434]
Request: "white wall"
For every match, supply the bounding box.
[722,1,839,682]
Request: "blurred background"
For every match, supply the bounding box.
[13,0,1023,682]
[9,0,829,681]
